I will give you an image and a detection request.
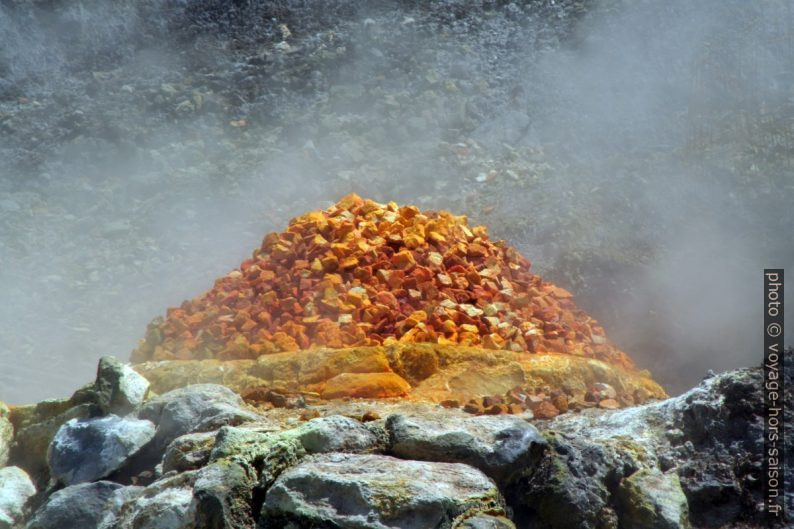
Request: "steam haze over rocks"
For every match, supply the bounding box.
[1,0,792,403]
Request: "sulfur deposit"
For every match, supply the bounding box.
[132,194,664,408]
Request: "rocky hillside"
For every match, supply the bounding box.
[0,351,791,528]
[2,0,793,403]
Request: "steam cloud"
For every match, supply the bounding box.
[1,0,791,403]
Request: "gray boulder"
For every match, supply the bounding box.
[263,453,505,529]
[139,384,258,451]
[293,415,380,454]
[210,426,306,490]
[10,402,95,485]
[95,356,151,415]
[0,466,36,529]
[508,431,640,529]
[48,415,155,485]
[162,431,216,473]
[26,481,128,529]
[114,471,199,529]
[507,361,794,529]
[617,469,690,529]
[116,487,197,529]
[193,460,257,529]
[387,414,546,483]
[207,416,378,493]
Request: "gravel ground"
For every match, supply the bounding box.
[1,0,793,403]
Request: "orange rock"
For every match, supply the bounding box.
[463,400,484,414]
[392,250,416,269]
[300,410,322,421]
[361,410,381,422]
[133,194,642,387]
[551,394,569,413]
[484,404,505,415]
[532,400,560,420]
[598,398,621,410]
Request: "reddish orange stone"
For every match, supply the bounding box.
[132,195,638,375]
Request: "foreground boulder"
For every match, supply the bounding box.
[508,363,794,529]
[293,415,380,454]
[511,429,643,529]
[139,384,259,451]
[9,400,95,485]
[617,469,689,529]
[113,471,199,529]
[262,453,505,529]
[0,466,36,529]
[387,414,546,484]
[8,356,150,486]
[206,415,380,491]
[193,460,258,529]
[25,481,133,529]
[48,415,155,485]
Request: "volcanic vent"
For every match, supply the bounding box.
[132,194,664,408]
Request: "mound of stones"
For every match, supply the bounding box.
[132,195,636,369]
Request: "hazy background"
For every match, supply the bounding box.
[1,0,792,404]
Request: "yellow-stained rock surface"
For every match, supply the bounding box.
[134,343,666,407]
[320,372,412,399]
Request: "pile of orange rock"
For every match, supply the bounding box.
[131,194,634,371]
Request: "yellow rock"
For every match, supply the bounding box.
[321,372,411,399]
[133,343,667,409]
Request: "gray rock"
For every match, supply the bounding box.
[139,384,258,451]
[509,431,638,529]
[10,403,95,485]
[455,514,517,529]
[387,414,546,483]
[546,363,794,527]
[71,356,150,415]
[263,453,505,529]
[209,426,278,462]
[114,471,199,529]
[96,356,151,415]
[294,415,379,454]
[193,460,257,529]
[0,402,11,467]
[0,466,36,529]
[206,416,377,495]
[26,481,125,529]
[115,487,197,529]
[48,415,155,485]
[162,431,216,473]
[99,486,146,529]
[617,469,690,529]
[210,426,306,489]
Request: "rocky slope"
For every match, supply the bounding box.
[1,351,791,528]
[2,0,793,404]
